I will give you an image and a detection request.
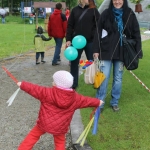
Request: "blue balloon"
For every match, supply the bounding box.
[64,46,78,61]
[72,35,87,49]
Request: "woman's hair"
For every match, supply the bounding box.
[108,0,129,11]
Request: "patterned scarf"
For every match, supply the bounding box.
[112,7,123,46]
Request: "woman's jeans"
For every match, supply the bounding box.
[52,38,63,64]
[96,60,124,108]
[70,42,93,88]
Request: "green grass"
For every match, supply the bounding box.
[0,16,55,59]
[4,15,45,24]
[140,28,148,34]
[77,39,150,150]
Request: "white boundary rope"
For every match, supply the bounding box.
[129,71,150,93]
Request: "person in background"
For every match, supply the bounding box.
[65,7,70,20]
[93,0,143,112]
[66,0,100,89]
[34,26,51,65]
[17,70,103,150]
[48,3,67,66]
[1,14,5,23]
[1,7,6,24]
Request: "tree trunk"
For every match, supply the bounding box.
[10,0,13,14]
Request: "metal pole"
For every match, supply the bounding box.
[35,8,38,30]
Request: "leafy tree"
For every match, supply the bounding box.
[146,4,150,9]
[96,0,104,7]
[130,0,143,4]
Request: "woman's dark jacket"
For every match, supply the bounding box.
[66,5,100,42]
[93,7,143,61]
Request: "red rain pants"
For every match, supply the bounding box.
[18,125,65,150]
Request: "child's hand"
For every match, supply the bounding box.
[99,100,104,106]
[17,82,22,87]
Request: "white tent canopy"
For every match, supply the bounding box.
[0,8,6,15]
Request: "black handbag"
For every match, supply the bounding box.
[121,10,140,70]
[122,35,139,70]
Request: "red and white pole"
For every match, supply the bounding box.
[129,71,150,93]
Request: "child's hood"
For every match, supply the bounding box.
[51,87,75,109]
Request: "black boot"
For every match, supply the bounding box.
[36,59,40,65]
[41,58,46,63]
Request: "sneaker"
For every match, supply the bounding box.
[36,62,40,65]
[112,105,120,112]
[72,85,78,90]
[41,60,46,63]
[52,62,60,66]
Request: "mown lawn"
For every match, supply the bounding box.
[0,15,55,59]
[77,39,150,150]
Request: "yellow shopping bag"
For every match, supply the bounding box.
[94,71,106,88]
[93,59,106,88]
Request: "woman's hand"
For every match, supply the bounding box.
[66,41,71,47]
[93,53,99,59]
[17,82,22,87]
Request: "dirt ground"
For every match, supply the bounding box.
[0,45,73,150]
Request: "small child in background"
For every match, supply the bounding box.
[34,26,51,65]
[65,7,70,20]
[17,70,103,150]
[1,14,6,24]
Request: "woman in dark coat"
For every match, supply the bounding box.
[93,0,143,112]
[66,0,100,89]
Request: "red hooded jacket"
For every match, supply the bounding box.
[20,81,100,135]
[48,9,67,38]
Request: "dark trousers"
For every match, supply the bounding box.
[70,42,93,88]
[36,52,44,61]
[52,38,63,64]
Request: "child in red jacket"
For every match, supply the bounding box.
[17,70,103,150]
